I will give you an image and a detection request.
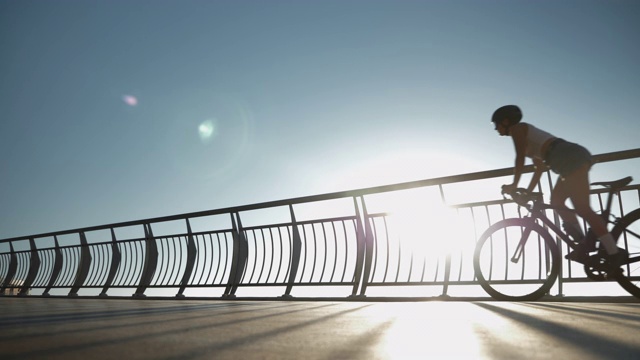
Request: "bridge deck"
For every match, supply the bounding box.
[1,297,639,359]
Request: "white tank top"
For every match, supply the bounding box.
[521,123,556,159]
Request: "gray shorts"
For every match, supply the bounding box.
[544,139,593,177]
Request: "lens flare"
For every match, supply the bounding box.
[165,93,254,183]
[122,95,138,106]
[198,119,216,142]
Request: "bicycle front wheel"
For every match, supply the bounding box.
[611,208,640,299]
[474,218,560,301]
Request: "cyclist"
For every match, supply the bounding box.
[491,105,626,269]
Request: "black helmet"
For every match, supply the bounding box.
[491,105,522,124]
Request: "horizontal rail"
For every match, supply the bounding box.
[1,148,639,298]
[3,148,638,243]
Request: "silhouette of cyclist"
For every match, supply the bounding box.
[491,105,626,270]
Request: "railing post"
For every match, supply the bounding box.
[223,213,248,298]
[99,229,122,297]
[177,219,198,298]
[223,213,239,298]
[546,170,564,297]
[441,255,452,297]
[0,243,17,295]
[43,236,63,296]
[350,197,367,297]
[133,224,158,298]
[19,238,41,296]
[282,205,302,298]
[357,196,375,297]
[439,184,452,297]
[69,232,92,297]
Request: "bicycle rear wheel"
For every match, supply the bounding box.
[611,208,640,298]
[474,218,560,301]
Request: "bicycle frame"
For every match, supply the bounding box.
[510,187,618,265]
[510,209,572,264]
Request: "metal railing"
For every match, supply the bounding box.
[1,148,639,298]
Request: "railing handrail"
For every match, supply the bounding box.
[2,147,639,298]
[2,148,639,243]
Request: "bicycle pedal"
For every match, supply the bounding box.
[565,250,590,264]
[606,249,628,268]
[573,239,597,254]
[604,268,624,280]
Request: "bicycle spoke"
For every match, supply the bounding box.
[474,218,559,301]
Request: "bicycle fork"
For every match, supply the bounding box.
[511,219,534,264]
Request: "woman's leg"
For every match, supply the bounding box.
[550,175,581,230]
[562,164,608,237]
[561,163,619,257]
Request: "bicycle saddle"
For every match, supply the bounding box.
[591,176,633,189]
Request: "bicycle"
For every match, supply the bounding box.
[473,176,640,301]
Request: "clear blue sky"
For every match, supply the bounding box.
[1,0,639,239]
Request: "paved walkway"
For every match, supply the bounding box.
[1,297,640,359]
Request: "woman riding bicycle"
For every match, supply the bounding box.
[491,105,625,269]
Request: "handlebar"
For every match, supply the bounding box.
[502,188,544,209]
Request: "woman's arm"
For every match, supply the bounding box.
[527,157,546,192]
[507,123,528,189]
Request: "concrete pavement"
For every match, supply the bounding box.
[1,297,639,359]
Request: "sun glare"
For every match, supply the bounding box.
[329,148,483,193]
[376,190,472,258]
[376,303,485,358]
[348,150,480,257]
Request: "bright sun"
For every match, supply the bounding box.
[345,149,480,259]
[371,189,472,256]
[306,149,482,267]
